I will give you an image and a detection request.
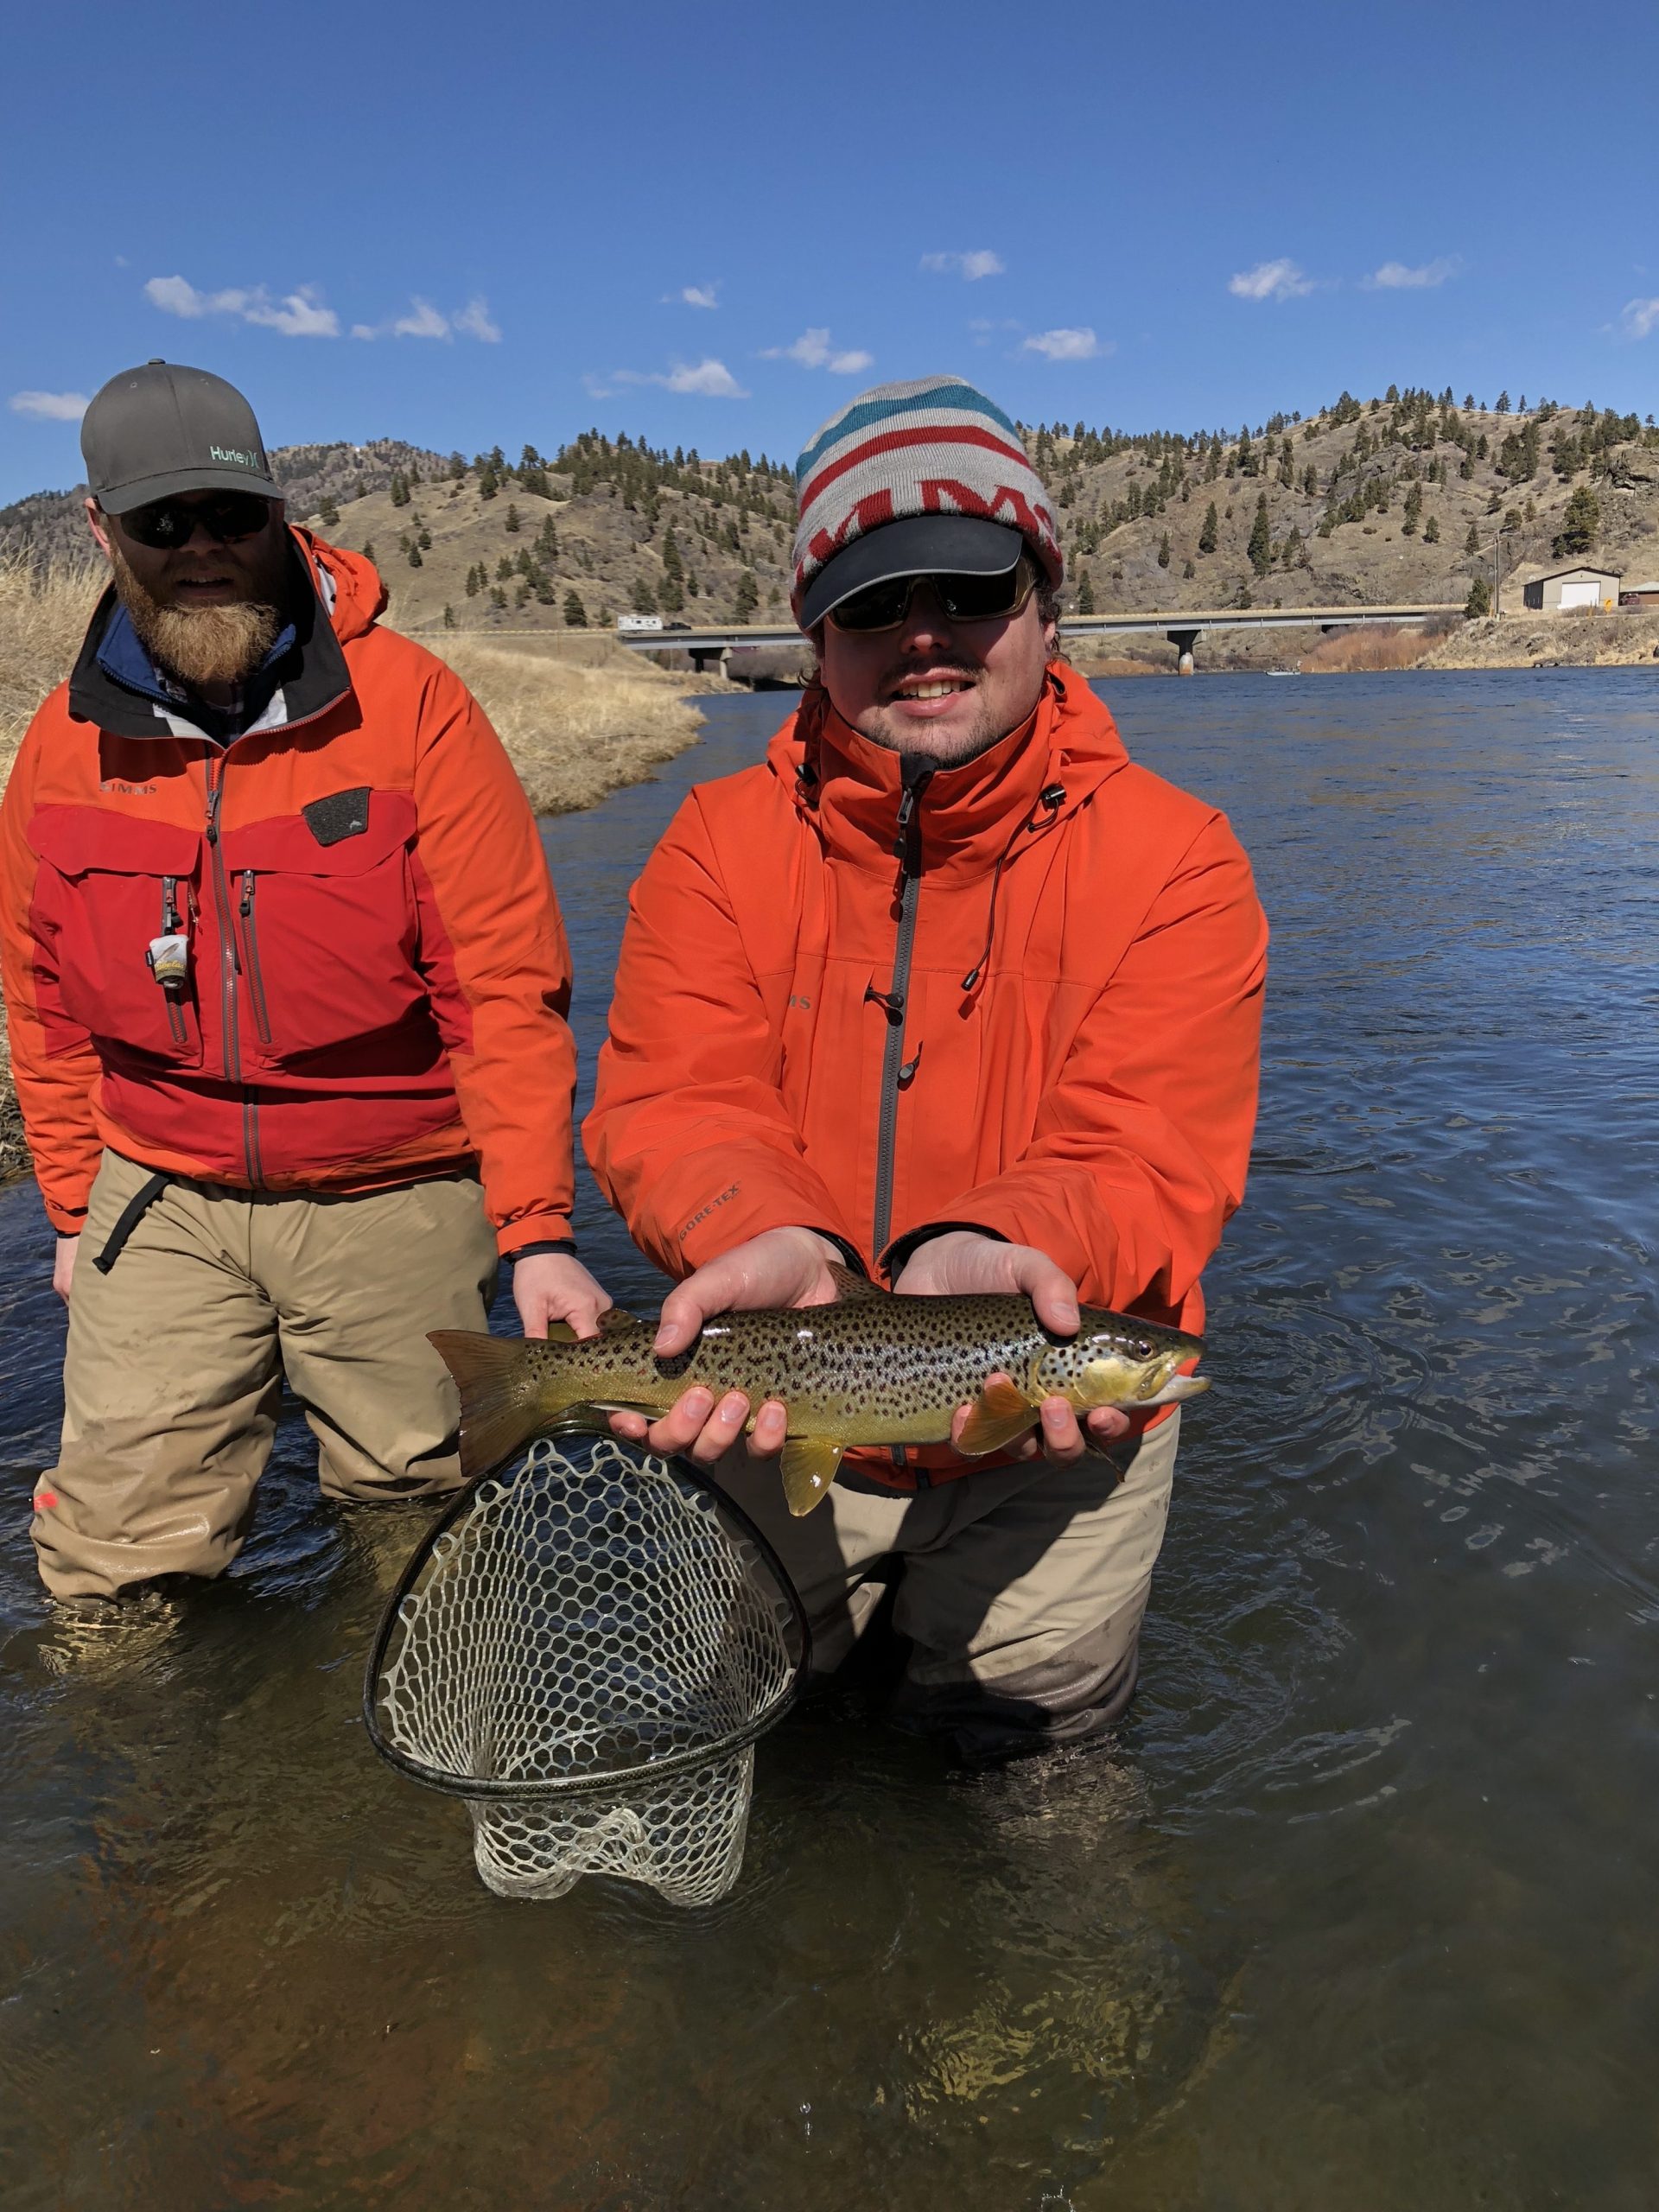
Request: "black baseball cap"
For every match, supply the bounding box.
[798,513,1024,629]
[80,360,281,514]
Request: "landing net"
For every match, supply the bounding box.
[364,1434,806,1908]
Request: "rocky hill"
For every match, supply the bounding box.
[4,390,1656,638]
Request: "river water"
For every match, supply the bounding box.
[2,671,1655,2209]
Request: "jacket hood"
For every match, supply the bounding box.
[766,659,1131,883]
[64,526,376,741]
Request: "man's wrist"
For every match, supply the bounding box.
[510,1239,578,1262]
[881,1220,1005,1279]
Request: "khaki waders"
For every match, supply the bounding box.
[33,1148,499,1602]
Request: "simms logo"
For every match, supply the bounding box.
[208,444,260,468]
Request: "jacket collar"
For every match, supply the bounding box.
[771,662,1131,883]
[65,528,360,745]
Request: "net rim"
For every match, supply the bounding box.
[360,1439,810,1802]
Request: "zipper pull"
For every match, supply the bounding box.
[239,871,256,918]
[206,775,223,845]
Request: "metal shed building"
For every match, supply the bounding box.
[1522,566,1622,612]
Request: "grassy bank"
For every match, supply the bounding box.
[0,554,704,1185]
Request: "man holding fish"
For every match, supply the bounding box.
[575,378,1268,1758]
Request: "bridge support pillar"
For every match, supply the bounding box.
[689,646,731,678]
[1166,626,1200,677]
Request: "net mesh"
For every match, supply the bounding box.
[368,1434,801,1908]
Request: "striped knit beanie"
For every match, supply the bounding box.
[791,375,1063,621]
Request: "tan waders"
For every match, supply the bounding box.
[33,1148,499,1602]
[715,1410,1180,1761]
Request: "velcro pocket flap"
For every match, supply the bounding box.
[28,805,201,879]
[223,791,416,877]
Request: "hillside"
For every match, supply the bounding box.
[5,390,1656,642]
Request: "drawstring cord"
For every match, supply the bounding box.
[959,780,1067,994]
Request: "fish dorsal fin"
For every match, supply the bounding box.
[779,1438,845,1516]
[594,1307,639,1333]
[957,1376,1036,1458]
[827,1263,886,1302]
[542,1321,579,1343]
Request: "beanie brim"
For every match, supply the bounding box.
[798,515,1026,629]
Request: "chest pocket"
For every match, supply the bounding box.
[26,807,205,1067]
[220,789,424,1071]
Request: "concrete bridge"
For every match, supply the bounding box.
[616,603,1461,677]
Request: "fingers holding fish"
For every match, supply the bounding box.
[652,1227,846,1357]
[607,1388,791,1466]
[893,1231,1082,1338]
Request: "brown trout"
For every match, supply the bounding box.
[430,1267,1207,1516]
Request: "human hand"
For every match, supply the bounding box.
[896,1230,1129,1462]
[52,1234,78,1306]
[512,1252,612,1341]
[607,1225,843,1467]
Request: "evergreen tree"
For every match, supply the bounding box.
[478,464,499,501]
[442,604,455,629]
[465,565,480,598]
[1465,575,1491,617]
[1076,567,1095,614]
[1248,493,1272,576]
[1496,391,1511,414]
[1402,483,1423,536]
[1423,515,1440,544]
[1553,484,1600,558]
[361,540,375,563]
[496,556,513,582]
[317,493,340,528]
[389,472,410,508]
[1157,532,1171,569]
[631,574,658,614]
[505,503,521,533]
[733,568,760,621]
[1182,556,1196,579]
[563,589,588,628]
[1198,500,1219,555]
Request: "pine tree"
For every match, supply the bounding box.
[1248,493,1272,576]
[505,503,521,534]
[1496,391,1511,414]
[317,493,340,529]
[1465,575,1491,617]
[563,589,588,628]
[1465,521,1482,556]
[1198,501,1219,555]
[1553,484,1600,558]
[1182,557,1196,579]
[1423,515,1440,544]
[631,574,658,614]
[464,565,480,598]
[1157,532,1171,569]
[1076,567,1096,614]
[478,464,499,501]
[442,603,455,629]
[1402,483,1423,536]
[733,568,760,621]
[361,540,375,563]
[389,472,410,508]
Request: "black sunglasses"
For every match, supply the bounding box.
[826,561,1038,633]
[120,492,277,550]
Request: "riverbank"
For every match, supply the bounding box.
[0,554,704,1182]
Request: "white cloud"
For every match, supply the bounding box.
[1228,258,1315,303]
[1620,296,1659,340]
[613,357,749,397]
[666,284,719,309]
[1022,327,1104,362]
[921,249,1005,282]
[760,327,874,373]
[144,273,340,337]
[392,297,450,340]
[453,296,501,343]
[10,390,89,422]
[1367,256,1461,290]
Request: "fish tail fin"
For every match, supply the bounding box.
[429,1331,550,1478]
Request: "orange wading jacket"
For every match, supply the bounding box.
[0,531,576,1256]
[585,664,1268,1489]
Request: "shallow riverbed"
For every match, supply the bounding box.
[2,671,1655,2209]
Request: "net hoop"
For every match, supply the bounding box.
[361,1437,810,1803]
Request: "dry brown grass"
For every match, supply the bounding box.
[1297,621,1447,674]
[0,564,704,1182]
[416,633,704,814]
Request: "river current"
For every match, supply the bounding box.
[1,671,1655,2209]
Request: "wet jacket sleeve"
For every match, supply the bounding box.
[584,790,860,1276]
[0,710,105,1234]
[902,811,1268,1313]
[410,663,576,1256]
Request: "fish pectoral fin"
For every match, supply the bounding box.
[779,1438,845,1516]
[825,1262,887,1302]
[957,1377,1038,1458]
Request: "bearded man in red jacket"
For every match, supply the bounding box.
[1,362,609,1606]
[586,377,1268,1760]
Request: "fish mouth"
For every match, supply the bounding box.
[1131,1372,1209,1407]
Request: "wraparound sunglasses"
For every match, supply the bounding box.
[826,562,1038,633]
[120,492,277,550]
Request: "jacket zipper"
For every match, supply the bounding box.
[159,875,187,1048]
[205,761,261,1182]
[238,872,273,1046]
[872,760,933,1259]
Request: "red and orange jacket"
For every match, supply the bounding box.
[585,665,1268,1487]
[0,531,575,1256]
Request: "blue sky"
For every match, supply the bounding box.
[3,0,1656,505]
